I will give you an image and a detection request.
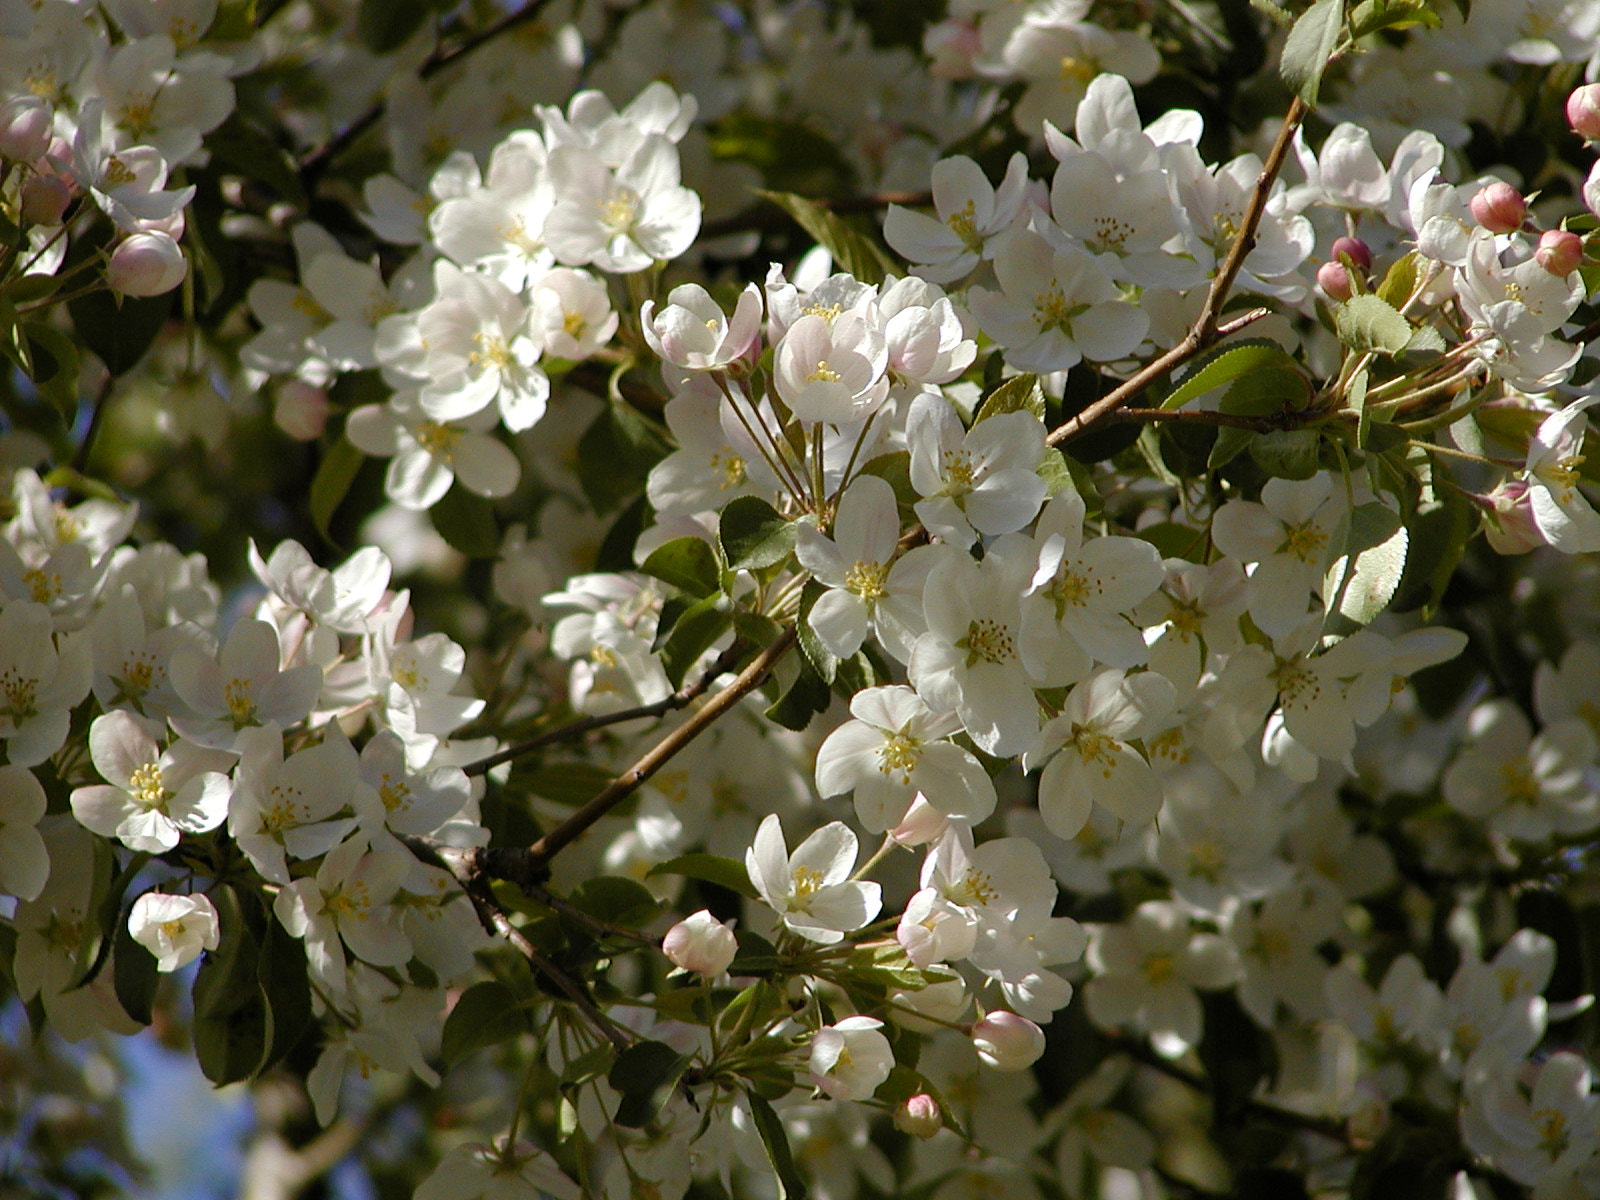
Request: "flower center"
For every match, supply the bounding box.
[224,677,258,728]
[416,421,461,461]
[600,188,639,234]
[878,731,921,782]
[844,559,889,600]
[129,761,172,811]
[957,618,1016,667]
[949,867,998,907]
[946,200,980,251]
[806,359,842,385]
[1279,519,1327,563]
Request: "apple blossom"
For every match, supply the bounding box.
[128,891,220,972]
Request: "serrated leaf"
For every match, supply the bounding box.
[1390,493,1475,615]
[430,481,501,558]
[1160,341,1304,410]
[974,374,1045,423]
[441,980,530,1065]
[760,190,898,285]
[1349,0,1441,37]
[745,1089,810,1199]
[568,876,661,928]
[1208,425,1255,469]
[1336,294,1413,356]
[764,652,831,731]
[1279,0,1344,105]
[659,593,732,687]
[310,436,363,546]
[1324,502,1408,627]
[1350,366,1370,448]
[719,496,795,571]
[796,580,838,685]
[1375,251,1422,308]
[641,536,722,598]
[1250,429,1322,479]
[609,1040,691,1128]
[647,853,759,899]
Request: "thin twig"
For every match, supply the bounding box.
[521,627,796,871]
[1107,406,1293,431]
[299,0,560,181]
[464,639,752,777]
[494,905,636,1053]
[1045,96,1309,448]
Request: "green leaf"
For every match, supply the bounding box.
[796,581,839,686]
[1349,0,1441,37]
[659,593,732,687]
[309,436,364,547]
[648,853,759,899]
[745,1089,810,1199]
[1375,251,1422,308]
[192,888,270,1085]
[257,916,312,1072]
[112,913,158,1026]
[69,285,174,377]
[441,980,530,1066]
[1390,493,1476,615]
[760,190,898,285]
[358,0,431,53]
[1335,294,1413,356]
[21,322,80,416]
[202,115,307,208]
[858,451,915,507]
[209,0,259,40]
[5,273,64,304]
[641,536,722,598]
[1137,521,1210,562]
[576,402,671,514]
[1323,502,1408,628]
[1250,429,1322,479]
[568,876,661,928]
[1350,366,1370,448]
[1160,341,1304,410]
[520,760,616,807]
[609,1039,691,1128]
[719,496,796,571]
[764,652,831,731]
[974,374,1045,423]
[430,482,501,558]
[1279,0,1344,105]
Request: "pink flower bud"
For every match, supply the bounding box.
[894,1094,943,1138]
[1469,182,1526,234]
[1482,480,1544,555]
[106,232,187,297]
[19,173,70,226]
[971,1011,1045,1071]
[273,382,330,441]
[890,794,948,846]
[0,96,53,163]
[662,909,737,977]
[1567,83,1600,141]
[1329,236,1372,272]
[1316,261,1353,302]
[1535,229,1584,277]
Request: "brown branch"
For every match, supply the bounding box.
[464,639,753,777]
[1045,95,1309,448]
[1107,406,1290,431]
[492,903,635,1053]
[299,0,560,182]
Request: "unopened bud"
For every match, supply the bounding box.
[894,1093,943,1138]
[1567,83,1600,141]
[1535,229,1584,277]
[1329,236,1372,272]
[0,96,53,163]
[971,1011,1046,1071]
[106,231,187,297]
[890,794,949,846]
[1317,260,1354,302]
[1469,182,1526,234]
[19,173,70,226]
[1482,480,1543,555]
[273,382,330,441]
[662,909,737,977]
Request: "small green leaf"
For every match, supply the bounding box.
[1349,0,1441,37]
[641,536,722,598]
[974,374,1045,423]
[857,451,915,507]
[1375,251,1422,308]
[69,285,175,377]
[576,402,671,515]
[202,115,307,208]
[609,1040,691,1128]
[310,436,364,547]
[358,0,431,53]
[647,853,759,899]
[521,759,617,807]
[113,913,158,1026]
[1391,493,1476,615]
[568,877,661,928]
[430,481,501,558]
[1335,294,1413,356]
[659,593,732,687]
[22,322,80,416]
[441,981,530,1065]
[760,191,897,285]
[1160,341,1304,410]
[745,1088,810,1200]
[1250,429,1322,479]
[764,653,831,731]
[1324,502,1408,628]
[720,496,796,571]
[257,917,312,1072]
[796,580,839,685]
[1279,0,1344,105]
[1350,366,1370,448]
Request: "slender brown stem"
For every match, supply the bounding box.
[1045,95,1309,448]
[464,639,753,777]
[495,905,635,1053]
[1107,406,1291,431]
[517,627,796,872]
[299,0,560,181]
